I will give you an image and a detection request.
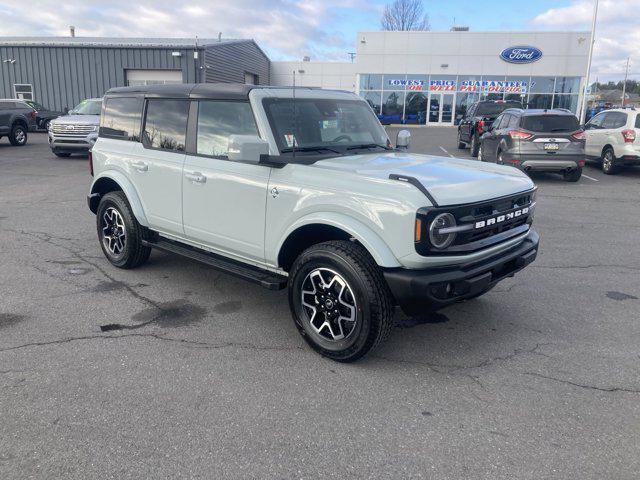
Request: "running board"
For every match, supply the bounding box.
[142,238,287,290]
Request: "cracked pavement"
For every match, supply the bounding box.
[1,132,639,479]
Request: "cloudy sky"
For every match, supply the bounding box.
[0,0,637,81]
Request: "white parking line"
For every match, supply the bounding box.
[439,146,454,158]
[582,174,599,182]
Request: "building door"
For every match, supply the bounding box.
[427,93,455,125]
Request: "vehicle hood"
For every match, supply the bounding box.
[51,114,100,125]
[312,152,534,206]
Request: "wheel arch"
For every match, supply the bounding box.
[601,144,615,158]
[11,117,28,130]
[89,172,149,227]
[276,213,402,272]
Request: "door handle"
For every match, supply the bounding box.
[131,161,148,172]
[185,171,206,184]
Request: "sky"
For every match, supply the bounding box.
[0,0,638,82]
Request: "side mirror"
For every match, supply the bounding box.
[396,130,411,149]
[228,135,269,164]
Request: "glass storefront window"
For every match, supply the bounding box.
[359,74,382,91]
[530,77,555,93]
[384,74,407,91]
[504,76,529,96]
[428,75,457,92]
[482,93,504,101]
[455,92,479,124]
[481,75,506,97]
[504,94,527,105]
[555,77,580,94]
[553,94,579,113]
[405,91,427,124]
[360,91,382,115]
[380,91,405,124]
[528,94,553,110]
[458,76,482,93]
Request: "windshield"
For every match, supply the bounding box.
[263,98,389,154]
[25,101,44,110]
[73,99,102,115]
[521,115,579,133]
[476,102,521,116]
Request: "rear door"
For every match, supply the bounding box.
[584,112,606,157]
[0,101,12,135]
[601,111,628,155]
[459,104,475,142]
[181,100,270,264]
[482,113,504,160]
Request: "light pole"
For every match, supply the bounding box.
[621,57,630,107]
[580,0,599,123]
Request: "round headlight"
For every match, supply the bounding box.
[429,213,456,249]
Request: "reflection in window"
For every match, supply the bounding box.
[384,74,407,91]
[552,94,579,113]
[143,99,189,151]
[197,101,258,157]
[405,92,427,124]
[527,94,553,110]
[100,97,143,141]
[455,93,479,124]
[554,77,580,94]
[530,77,555,93]
[360,91,382,115]
[359,74,383,91]
[380,91,404,124]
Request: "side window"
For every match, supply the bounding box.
[587,112,605,129]
[100,97,143,141]
[467,105,476,118]
[602,112,627,129]
[635,114,640,129]
[143,99,189,152]
[492,114,504,129]
[196,101,258,157]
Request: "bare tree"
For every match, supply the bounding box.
[381,0,430,31]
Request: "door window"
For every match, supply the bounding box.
[601,112,627,129]
[587,112,605,129]
[196,101,258,157]
[508,114,520,128]
[635,114,640,129]
[492,114,505,129]
[143,99,189,151]
[100,97,143,141]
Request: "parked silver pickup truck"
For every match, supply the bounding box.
[87,84,539,362]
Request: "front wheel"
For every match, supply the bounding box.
[563,166,582,182]
[601,148,617,175]
[96,191,151,269]
[288,240,394,362]
[9,124,27,146]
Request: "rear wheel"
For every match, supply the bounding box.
[9,124,27,146]
[457,130,466,149]
[601,148,617,175]
[470,134,480,157]
[96,191,151,269]
[54,152,71,158]
[563,166,582,182]
[288,240,393,362]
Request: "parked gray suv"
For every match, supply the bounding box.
[0,99,38,146]
[48,98,102,157]
[478,108,585,182]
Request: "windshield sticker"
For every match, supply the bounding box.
[321,120,338,129]
[284,134,297,148]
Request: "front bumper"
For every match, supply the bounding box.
[48,134,97,152]
[383,229,539,316]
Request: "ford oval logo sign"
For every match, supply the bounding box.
[500,46,542,64]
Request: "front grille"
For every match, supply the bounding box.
[52,124,95,137]
[416,189,536,256]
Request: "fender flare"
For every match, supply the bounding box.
[276,212,402,268]
[90,171,149,227]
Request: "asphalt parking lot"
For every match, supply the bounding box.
[1,130,639,479]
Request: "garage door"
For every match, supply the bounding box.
[126,69,183,86]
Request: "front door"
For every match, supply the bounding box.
[181,100,270,264]
[427,93,455,125]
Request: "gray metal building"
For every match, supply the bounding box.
[0,37,270,111]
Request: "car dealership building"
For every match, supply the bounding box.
[271,30,591,125]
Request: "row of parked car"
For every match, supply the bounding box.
[456,100,640,180]
[0,97,101,156]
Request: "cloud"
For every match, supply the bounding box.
[0,0,374,60]
[531,0,640,79]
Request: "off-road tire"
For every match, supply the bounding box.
[54,152,71,158]
[563,166,582,182]
[601,148,617,175]
[470,133,480,157]
[96,191,151,269]
[457,130,466,149]
[9,123,27,146]
[288,240,394,362]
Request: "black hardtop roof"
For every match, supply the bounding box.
[105,83,331,100]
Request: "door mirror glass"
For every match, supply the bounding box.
[396,130,411,149]
[228,135,269,164]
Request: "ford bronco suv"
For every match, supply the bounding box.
[88,84,539,362]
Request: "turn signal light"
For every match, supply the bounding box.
[621,129,636,143]
[509,130,533,140]
[571,130,586,140]
[414,218,422,243]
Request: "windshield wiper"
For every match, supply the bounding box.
[346,143,392,151]
[281,146,343,154]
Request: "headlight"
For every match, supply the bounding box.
[429,213,457,249]
[48,123,53,132]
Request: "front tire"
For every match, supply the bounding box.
[288,240,393,362]
[96,191,151,269]
[470,133,480,157]
[9,124,27,146]
[563,166,582,182]
[601,148,617,175]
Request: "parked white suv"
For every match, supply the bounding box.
[87,84,539,362]
[584,108,640,174]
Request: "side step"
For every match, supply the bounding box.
[142,238,287,291]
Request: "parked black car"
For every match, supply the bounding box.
[0,99,38,146]
[24,100,64,131]
[478,108,585,182]
[457,100,523,157]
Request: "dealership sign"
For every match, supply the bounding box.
[460,80,527,93]
[387,79,425,90]
[500,46,542,64]
[429,80,456,91]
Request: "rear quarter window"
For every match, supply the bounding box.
[100,97,144,141]
[521,115,579,133]
[636,114,640,129]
